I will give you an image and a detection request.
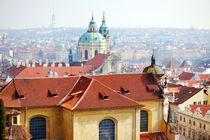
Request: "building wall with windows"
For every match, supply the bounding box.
[138,99,163,133]
[73,108,140,140]
[177,105,210,140]
[19,107,63,140]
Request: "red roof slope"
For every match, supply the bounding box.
[6,66,26,77]
[6,125,32,139]
[0,77,78,107]
[61,76,143,110]
[179,72,195,80]
[189,104,210,117]
[174,86,202,104]
[140,132,168,140]
[89,73,162,101]
[15,66,93,78]
[85,54,109,70]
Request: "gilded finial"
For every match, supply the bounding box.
[92,10,94,19]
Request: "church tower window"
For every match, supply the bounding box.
[85,50,88,60]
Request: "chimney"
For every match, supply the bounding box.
[17,61,21,68]
[58,63,62,67]
[51,60,55,67]
[22,61,25,66]
[46,59,48,66]
[39,59,42,66]
[65,63,69,67]
[26,59,29,67]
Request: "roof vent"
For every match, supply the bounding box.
[48,90,57,97]
[120,87,129,94]
[145,85,155,92]
[99,92,109,100]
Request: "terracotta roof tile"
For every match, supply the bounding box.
[174,86,202,104]
[140,132,168,140]
[189,104,210,117]
[0,77,78,107]
[6,125,31,139]
[61,76,143,110]
[85,54,109,70]
[89,73,163,101]
[179,72,194,80]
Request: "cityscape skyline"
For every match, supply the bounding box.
[0,0,210,29]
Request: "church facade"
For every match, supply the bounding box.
[78,13,109,61]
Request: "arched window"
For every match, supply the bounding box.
[95,50,98,56]
[30,117,46,140]
[99,119,115,140]
[85,50,88,60]
[140,110,148,132]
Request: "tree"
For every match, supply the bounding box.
[0,99,6,140]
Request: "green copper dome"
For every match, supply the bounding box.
[78,32,106,43]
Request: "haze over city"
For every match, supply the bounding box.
[0,0,210,29]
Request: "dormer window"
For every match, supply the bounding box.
[13,116,17,125]
[99,92,109,100]
[120,87,129,94]
[48,90,57,97]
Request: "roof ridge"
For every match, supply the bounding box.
[71,79,94,110]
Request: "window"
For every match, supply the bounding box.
[180,116,182,121]
[193,102,197,105]
[200,123,202,128]
[13,116,17,124]
[183,128,185,136]
[188,130,191,138]
[193,121,195,126]
[30,117,46,140]
[184,117,185,122]
[6,115,9,126]
[140,110,148,132]
[179,127,182,133]
[198,101,201,104]
[189,120,191,125]
[95,50,98,56]
[203,101,207,105]
[203,124,206,130]
[85,50,88,60]
[99,119,115,140]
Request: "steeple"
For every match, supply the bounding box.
[99,12,109,37]
[151,49,155,66]
[88,11,97,32]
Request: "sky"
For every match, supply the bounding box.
[0,0,210,29]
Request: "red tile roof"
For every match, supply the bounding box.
[0,73,163,109]
[89,73,163,101]
[140,132,168,140]
[189,104,210,117]
[85,54,109,70]
[179,72,195,80]
[61,76,143,110]
[6,65,26,78]
[173,86,202,104]
[6,125,32,139]
[0,77,78,107]
[15,66,93,78]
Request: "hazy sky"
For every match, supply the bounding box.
[0,0,210,29]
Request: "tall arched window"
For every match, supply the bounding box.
[95,50,98,56]
[85,50,88,60]
[99,119,115,140]
[30,117,46,140]
[140,110,148,132]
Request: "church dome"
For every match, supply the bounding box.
[78,32,106,43]
[143,55,164,76]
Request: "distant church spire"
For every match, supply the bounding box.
[99,12,109,37]
[151,49,155,66]
[88,11,97,32]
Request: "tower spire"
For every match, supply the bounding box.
[151,49,155,66]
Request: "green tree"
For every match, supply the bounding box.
[0,99,6,140]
